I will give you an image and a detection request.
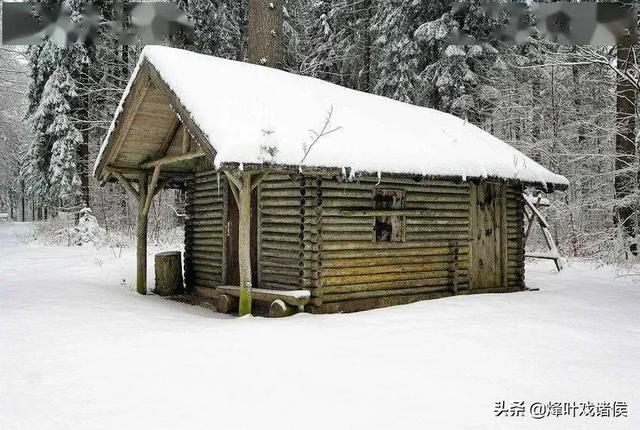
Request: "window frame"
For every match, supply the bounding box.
[372,188,406,243]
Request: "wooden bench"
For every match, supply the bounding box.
[215,286,310,318]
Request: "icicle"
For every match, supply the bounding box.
[299,165,303,174]
[375,170,381,186]
[462,174,467,182]
[348,168,356,181]
[341,167,346,178]
[217,172,220,195]
[239,162,244,172]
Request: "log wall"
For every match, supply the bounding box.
[184,169,527,313]
[506,183,526,290]
[310,176,473,313]
[257,173,318,291]
[184,168,226,295]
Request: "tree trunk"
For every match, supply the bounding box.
[614,35,638,255]
[136,174,149,295]
[154,252,183,296]
[20,180,25,222]
[247,0,283,68]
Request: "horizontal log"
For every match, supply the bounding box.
[185,219,224,227]
[406,194,470,203]
[311,292,454,313]
[260,215,303,225]
[261,281,302,290]
[187,196,224,206]
[185,226,223,235]
[260,249,303,260]
[333,208,469,218]
[185,258,223,269]
[406,224,470,233]
[321,240,473,251]
[261,242,305,252]
[187,266,222,276]
[184,251,223,260]
[321,261,469,277]
[259,258,301,269]
[406,217,469,225]
[321,253,469,268]
[321,269,467,287]
[189,244,223,252]
[185,236,223,245]
[323,245,469,259]
[322,284,467,303]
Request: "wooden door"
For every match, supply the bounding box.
[470,182,507,290]
[224,184,258,287]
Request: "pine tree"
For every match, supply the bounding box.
[372,0,418,103]
[23,40,63,203]
[415,3,505,123]
[301,0,339,80]
[33,66,83,206]
[183,0,245,60]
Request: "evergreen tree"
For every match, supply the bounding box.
[415,2,505,123]
[181,0,246,60]
[23,40,63,202]
[33,66,83,206]
[301,0,375,91]
[372,0,418,103]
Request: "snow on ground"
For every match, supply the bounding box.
[1,222,638,429]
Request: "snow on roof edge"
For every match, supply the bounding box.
[95,45,569,190]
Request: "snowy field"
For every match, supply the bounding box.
[1,222,639,430]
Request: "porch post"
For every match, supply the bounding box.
[224,170,268,316]
[237,172,253,315]
[136,173,149,295]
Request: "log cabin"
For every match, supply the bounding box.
[94,46,569,315]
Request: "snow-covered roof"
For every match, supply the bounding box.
[95,45,568,189]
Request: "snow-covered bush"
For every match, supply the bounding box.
[33,208,105,246]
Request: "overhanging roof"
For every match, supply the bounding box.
[95,46,569,190]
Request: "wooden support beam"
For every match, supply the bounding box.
[106,164,145,176]
[143,165,162,216]
[155,117,181,159]
[153,178,173,198]
[224,170,243,191]
[106,164,192,180]
[250,172,269,191]
[223,170,254,316]
[113,172,140,200]
[140,149,205,169]
[136,173,149,295]
[181,127,191,154]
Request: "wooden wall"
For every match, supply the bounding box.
[183,169,527,314]
[309,176,473,313]
[257,173,318,291]
[506,183,526,290]
[183,168,226,296]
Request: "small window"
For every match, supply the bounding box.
[373,189,406,242]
